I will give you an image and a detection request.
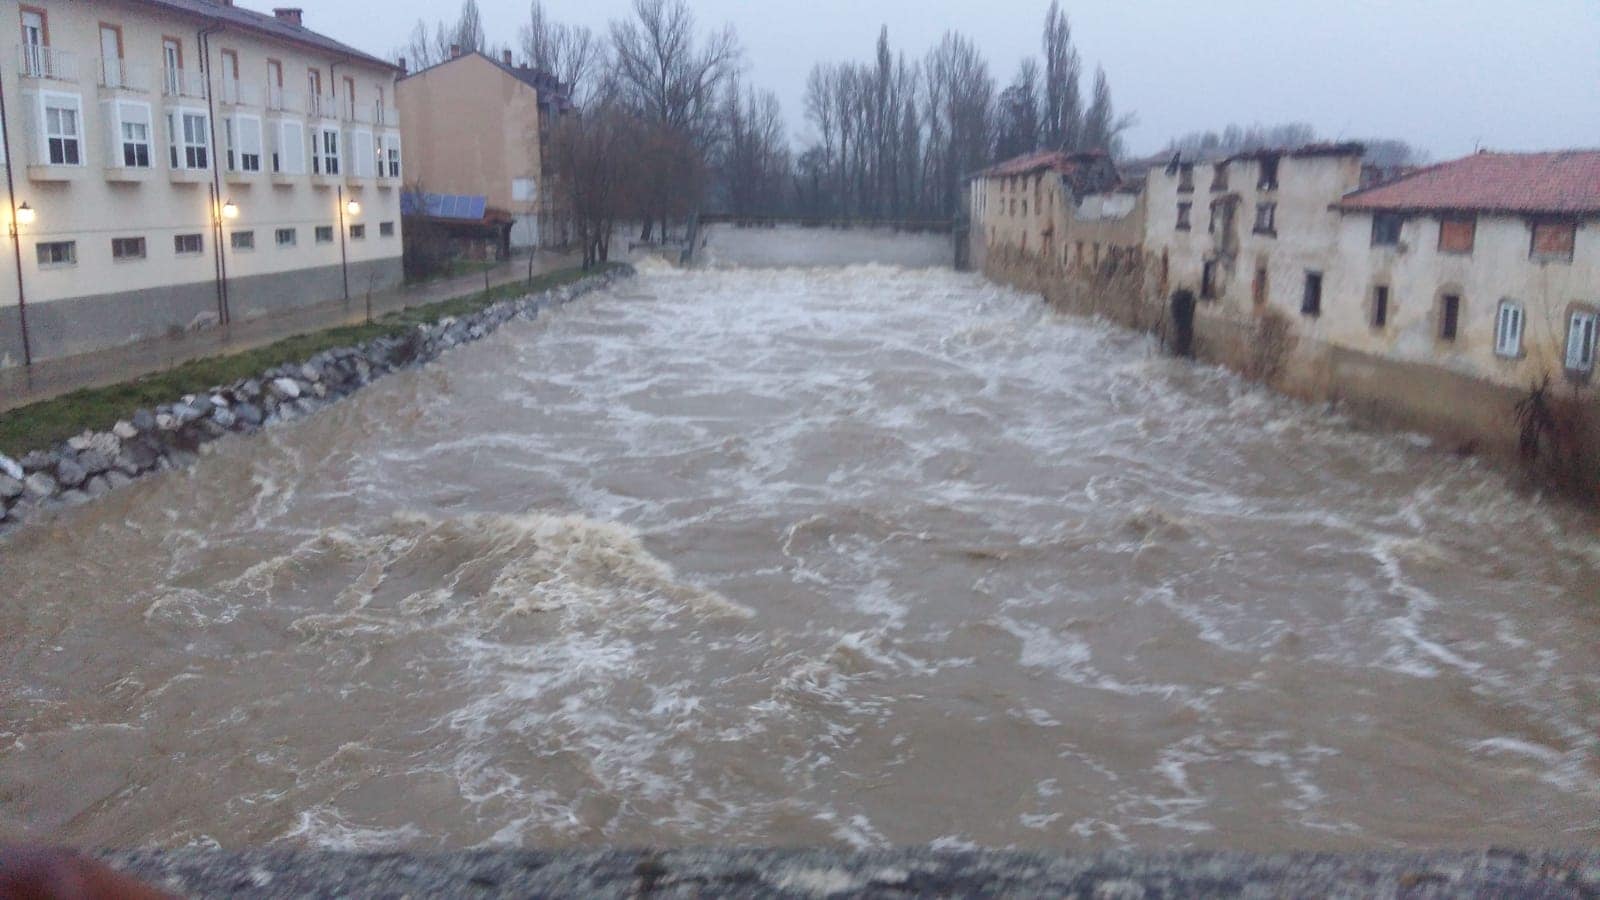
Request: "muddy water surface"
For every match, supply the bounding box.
[3,242,1599,851]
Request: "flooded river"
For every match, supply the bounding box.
[3,233,1598,851]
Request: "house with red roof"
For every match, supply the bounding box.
[1326,150,1600,390]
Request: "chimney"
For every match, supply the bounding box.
[450,44,461,59]
[398,56,408,74]
[272,8,303,26]
[502,50,513,66]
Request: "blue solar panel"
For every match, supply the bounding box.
[401,192,489,220]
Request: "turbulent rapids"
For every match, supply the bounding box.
[2,229,1598,852]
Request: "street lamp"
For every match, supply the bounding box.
[221,198,239,220]
[14,202,34,227]
[345,198,361,217]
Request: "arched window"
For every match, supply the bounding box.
[1494,300,1524,358]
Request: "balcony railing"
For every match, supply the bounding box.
[267,86,301,113]
[306,93,333,119]
[218,77,261,106]
[162,66,208,100]
[98,57,153,92]
[19,44,77,81]
[373,104,397,126]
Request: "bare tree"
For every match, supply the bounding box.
[550,104,634,267]
[1080,65,1134,155]
[521,0,602,103]
[1041,1,1081,151]
[719,80,790,219]
[609,0,740,144]
[995,59,1041,161]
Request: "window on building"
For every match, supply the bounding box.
[313,127,340,175]
[1253,202,1277,235]
[168,109,209,169]
[174,233,203,255]
[1494,300,1524,358]
[350,130,374,178]
[36,241,76,266]
[42,94,82,166]
[1201,259,1220,300]
[1439,294,1461,341]
[1530,222,1576,262]
[230,230,255,251]
[275,120,306,174]
[1178,163,1194,193]
[116,101,153,168]
[233,115,263,172]
[382,132,403,176]
[1252,266,1268,306]
[111,236,146,260]
[1210,162,1229,191]
[275,227,296,247]
[1566,310,1597,373]
[350,223,366,239]
[1301,271,1323,317]
[1372,285,1390,328]
[1176,202,1191,231]
[314,225,334,243]
[1257,155,1280,190]
[1372,213,1403,246]
[379,221,395,237]
[1438,216,1475,254]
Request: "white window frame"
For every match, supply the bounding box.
[174,233,204,255]
[111,100,153,168]
[313,125,340,175]
[111,236,146,261]
[39,91,84,167]
[1567,310,1598,373]
[36,240,76,267]
[230,230,255,252]
[314,225,334,244]
[1493,300,1524,359]
[275,227,296,247]
[350,129,374,178]
[274,119,306,175]
[381,133,401,179]
[168,107,209,170]
[233,113,262,172]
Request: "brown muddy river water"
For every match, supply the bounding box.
[3,233,1599,852]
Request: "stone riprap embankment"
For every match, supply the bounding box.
[96,848,1600,898]
[0,268,630,536]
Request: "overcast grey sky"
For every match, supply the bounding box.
[306,0,1599,159]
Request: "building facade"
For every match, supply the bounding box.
[396,50,572,251]
[0,0,405,369]
[970,143,1599,481]
[968,150,1145,322]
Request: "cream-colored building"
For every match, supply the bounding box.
[967,150,1143,293]
[0,0,404,369]
[1143,144,1600,460]
[397,50,572,251]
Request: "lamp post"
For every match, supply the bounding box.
[336,186,357,301]
[7,201,32,367]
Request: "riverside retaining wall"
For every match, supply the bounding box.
[94,847,1600,898]
[0,268,632,537]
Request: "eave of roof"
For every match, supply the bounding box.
[1334,149,1600,217]
[130,0,399,71]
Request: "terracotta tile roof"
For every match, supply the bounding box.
[133,0,397,71]
[1336,150,1600,216]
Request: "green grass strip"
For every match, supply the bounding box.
[0,263,621,457]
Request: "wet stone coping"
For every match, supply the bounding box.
[0,268,632,538]
[98,847,1600,898]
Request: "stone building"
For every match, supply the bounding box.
[1145,145,1600,462]
[396,49,573,251]
[968,150,1145,321]
[0,0,405,369]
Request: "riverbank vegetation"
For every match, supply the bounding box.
[0,265,621,457]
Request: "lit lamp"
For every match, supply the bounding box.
[15,202,35,226]
[345,199,361,217]
[221,198,240,220]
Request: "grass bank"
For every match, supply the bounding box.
[0,264,621,457]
